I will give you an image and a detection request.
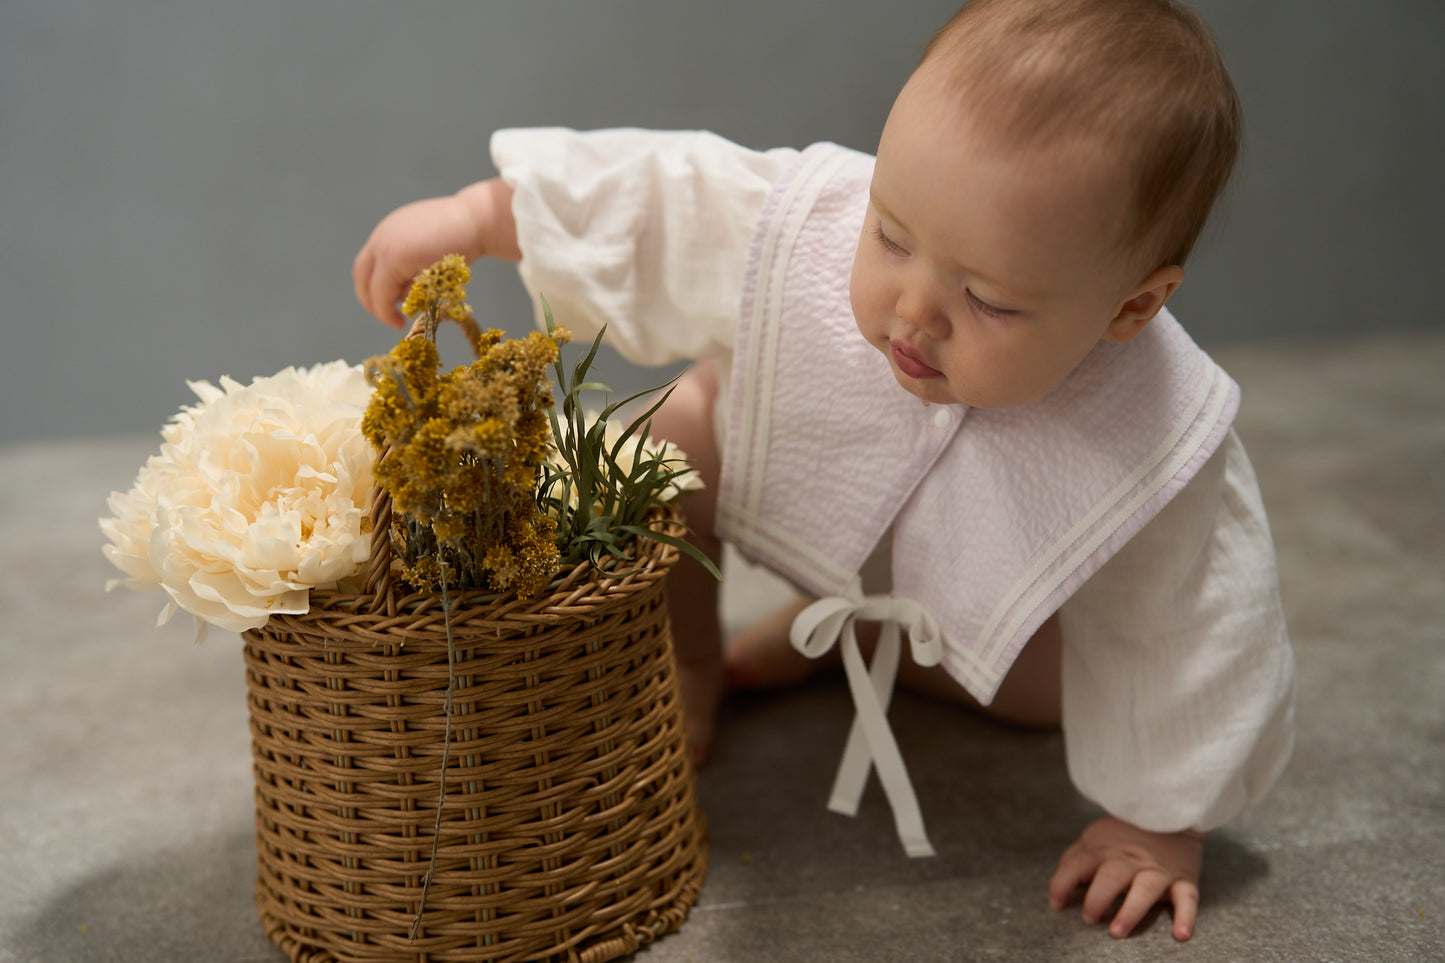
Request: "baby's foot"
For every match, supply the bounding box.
[673,654,724,767]
[723,596,836,689]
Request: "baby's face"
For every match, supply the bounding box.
[851,70,1166,409]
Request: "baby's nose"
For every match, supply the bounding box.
[897,286,950,337]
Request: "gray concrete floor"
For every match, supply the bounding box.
[2,332,1442,962]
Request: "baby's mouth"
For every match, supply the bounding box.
[890,340,944,379]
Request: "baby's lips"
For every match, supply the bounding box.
[891,340,944,379]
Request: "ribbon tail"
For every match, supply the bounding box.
[828,621,901,815]
[832,623,936,858]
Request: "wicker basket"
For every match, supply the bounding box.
[241,485,707,962]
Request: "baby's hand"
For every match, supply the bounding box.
[352,195,485,328]
[354,179,519,328]
[1048,816,1203,941]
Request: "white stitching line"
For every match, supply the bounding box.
[716,501,856,591]
[970,362,1216,657]
[980,363,1230,669]
[748,149,851,514]
[736,147,839,515]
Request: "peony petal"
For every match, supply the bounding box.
[103,361,374,637]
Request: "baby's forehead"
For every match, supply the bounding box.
[908,0,1242,272]
[909,50,1131,158]
[886,74,1133,202]
[882,67,1154,260]
[873,105,1141,296]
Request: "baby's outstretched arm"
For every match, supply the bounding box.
[352,178,520,328]
[1048,816,1203,941]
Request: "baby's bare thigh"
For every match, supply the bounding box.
[894,613,1062,729]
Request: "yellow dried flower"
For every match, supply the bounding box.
[362,268,711,596]
[400,253,471,322]
[361,255,570,597]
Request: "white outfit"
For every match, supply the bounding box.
[493,127,1295,850]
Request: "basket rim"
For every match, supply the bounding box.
[252,507,685,640]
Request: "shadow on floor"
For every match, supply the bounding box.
[12,827,281,963]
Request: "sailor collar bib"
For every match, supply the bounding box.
[716,143,1240,857]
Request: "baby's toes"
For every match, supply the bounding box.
[673,659,723,767]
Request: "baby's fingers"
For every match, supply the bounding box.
[351,239,409,329]
[1169,879,1199,941]
[370,269,407,329]
[351,247,378,317]
[1048,846,1100,909]
[1108,870,1171,938]
[1080,861,1136,926]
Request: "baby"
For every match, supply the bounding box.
[353,0,1293,943]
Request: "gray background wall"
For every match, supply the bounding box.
[3,0,1441,446]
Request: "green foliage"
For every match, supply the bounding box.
[538,301,721,581]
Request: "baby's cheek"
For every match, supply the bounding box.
[848,259,888,340]
[960,342,1047,410]
[847,256,867,317]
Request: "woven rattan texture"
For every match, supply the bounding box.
[243,534,707,963]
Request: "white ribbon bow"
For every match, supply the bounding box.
[790,593,945,858]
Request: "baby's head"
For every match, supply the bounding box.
[921,0,1240,272]
[851,0,1240,409]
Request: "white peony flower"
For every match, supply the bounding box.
[100,361,374,639]
[607,428,704,502]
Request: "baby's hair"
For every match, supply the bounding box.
[921,0,1240,271]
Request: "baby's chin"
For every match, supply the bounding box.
[888,364,964,407]
[888,363,1043,410]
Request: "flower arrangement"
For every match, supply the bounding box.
[361,255,566,600]
[102,254,715,636]
[100,361,375,639]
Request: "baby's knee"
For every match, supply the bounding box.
[651,361,719,444]
[990,615,1062,729]
[650,363,721,471]
[648,360,722,536]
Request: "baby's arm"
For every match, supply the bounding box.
[1049,435,1292,941]
[352,178,520,328]
[1049,816,1202,941]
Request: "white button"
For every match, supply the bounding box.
[932,408,952,428]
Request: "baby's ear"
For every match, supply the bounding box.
[1103,265,1184,344]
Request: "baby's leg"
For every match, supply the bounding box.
[728,603,1062,729]
[934,614,1061,730]
[647,360,725,766]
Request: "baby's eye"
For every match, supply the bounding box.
[966,289,1014,319]
[871,225,909,257]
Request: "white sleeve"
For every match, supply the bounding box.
[1058,429,1295,833]
[490,127,799,367]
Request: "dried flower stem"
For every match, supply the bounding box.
[409,561,457,943]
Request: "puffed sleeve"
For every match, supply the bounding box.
[490,127,799,366]
[1057,430,1295,833]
